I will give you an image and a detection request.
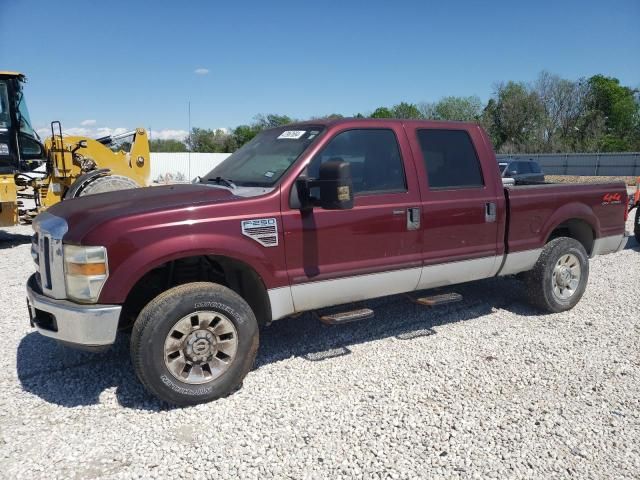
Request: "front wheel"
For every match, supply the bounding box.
[523,237,589,313]
[77,174,139,196]
[131,282,259,406]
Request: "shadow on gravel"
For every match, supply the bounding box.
[16,276,540,410]
[623,235,639,251]
[255,275,540,369]
[16,332,163,410]
[0,231,32,249]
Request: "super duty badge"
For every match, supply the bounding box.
[241,218,278,247]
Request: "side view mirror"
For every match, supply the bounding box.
[316,160,354,210]
[295,159,354,211]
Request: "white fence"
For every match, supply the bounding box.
[150,153,231,183]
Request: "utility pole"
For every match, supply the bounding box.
[188,101,191,181]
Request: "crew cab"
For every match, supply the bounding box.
[26,119,629,405]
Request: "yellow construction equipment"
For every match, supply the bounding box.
[0,71,150,226]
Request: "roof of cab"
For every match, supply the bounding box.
[0,71,25,79]
[288,117,479,129]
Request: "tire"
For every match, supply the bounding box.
[131,282,259,406]
[78,174,139,196]
[634,208,640,244]
[523,237,589,313]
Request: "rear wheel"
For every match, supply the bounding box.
[523,237,589,313]
[131,282,259,406]
[78,174,138,196]
[634,207,640,244]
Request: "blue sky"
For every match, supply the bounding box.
[1,0,639,140]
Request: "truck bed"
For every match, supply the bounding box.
[504,181,628,254]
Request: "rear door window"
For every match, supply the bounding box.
[416,129,484,189]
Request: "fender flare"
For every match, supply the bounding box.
[63,168,111,199]
[539,202,599,248]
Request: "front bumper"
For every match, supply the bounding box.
[26,274,121,350]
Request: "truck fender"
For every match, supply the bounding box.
[99,232,281,305]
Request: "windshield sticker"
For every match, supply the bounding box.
[278,130,306,140]
[308,130,319,139]
[264,171,275,178]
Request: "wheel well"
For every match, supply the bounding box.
[546,218,595,254]
[120,255,271,329]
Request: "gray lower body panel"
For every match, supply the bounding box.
[591,234,627,257]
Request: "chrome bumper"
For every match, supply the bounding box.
[26,274,121,350]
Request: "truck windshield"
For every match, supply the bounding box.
[16,83,37,138]
[499,163,508,173]
[201,126,324,187]
[0,81,11,131]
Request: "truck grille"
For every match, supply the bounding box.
[32,212,68,299]
[31,232,42,289]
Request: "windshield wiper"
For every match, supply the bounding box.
[208,176,236,189]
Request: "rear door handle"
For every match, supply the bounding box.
[485,202,497,223]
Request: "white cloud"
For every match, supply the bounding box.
[194,68,209,75]
[149,129,189,141]
[35,125,189,142]
[80,119,96,126]
[60,127,92,136]
[34,126,130,138]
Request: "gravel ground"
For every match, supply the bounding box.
[545,176,637,186]
[0,218,638,480]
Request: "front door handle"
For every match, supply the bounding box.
[407,207,420,230]
[485,202,497,223]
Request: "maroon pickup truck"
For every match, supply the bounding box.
[26,119,628,405]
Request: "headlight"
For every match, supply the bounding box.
[63,245,108,303]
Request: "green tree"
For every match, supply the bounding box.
[253,114,293,129]
[233,124,260,147]
[186,128,234,153]
[434,96,483,121]
[309,113,344,120]
[149,138,187,152]
[586,74,640,151]
[370,106,393,118]
[391,102,422,119]
[483,82,545,153]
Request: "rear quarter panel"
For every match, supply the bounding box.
[505,183,627,253]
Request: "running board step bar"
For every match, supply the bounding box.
[319,308,374,325]
[411,293,463,307]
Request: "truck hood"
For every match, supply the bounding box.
[47,184,239,240]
